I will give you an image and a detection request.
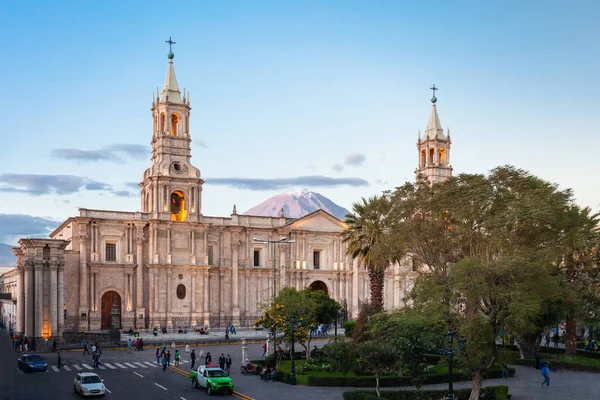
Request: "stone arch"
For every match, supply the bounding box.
[170,190,186,221]
[308,280,329,296]
[420,149,426,168]
[100,290,122,330]
[438,147,445,164]
[429,147,435,164]
[160,112,165,132]
[171,112,179,136]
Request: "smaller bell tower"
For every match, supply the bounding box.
[140,38,204,221]
[415,85,452,183]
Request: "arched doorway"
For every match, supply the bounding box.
[100,291,121,329]
[309,280,329,296]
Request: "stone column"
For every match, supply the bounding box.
[57,265,65,337]
[135,224,145,327]
[191,271,197,327]
[49,262,58,337]
[203,271,210,327]
[352,258,359,319]
[78,221,89,330]
[34,261,43,338]
[24,263,34,338]
[231,231,240,325]
[16,268,24,334]
[166,269,172,329]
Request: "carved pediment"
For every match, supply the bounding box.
[286,210,347,233]
[101,229,124,238]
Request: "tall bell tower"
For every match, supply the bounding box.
[415,85,453,183]
[139,39,204,221]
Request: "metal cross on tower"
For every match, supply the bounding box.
[166,37,176,52]
[430,84,439,97]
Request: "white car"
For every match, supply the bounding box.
[73,372,106,397]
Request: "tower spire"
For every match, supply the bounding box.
[159,37,183,104]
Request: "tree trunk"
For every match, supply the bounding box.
[375,373,380,398]
[516,342,525,360]
[468,370,484,400]
[566,317,577,355]
[368,269,385,313]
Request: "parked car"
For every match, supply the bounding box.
[190,365,234,395]
[73,372,106,397]
[17,354,47,373]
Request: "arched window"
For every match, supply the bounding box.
[171,113,179,136]
[160,112,165,132]
[438,147,445,164]
[429,148,435,164]
[420,149,426,168]
[170,191,186,221]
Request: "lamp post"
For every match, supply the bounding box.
[253,236,295,356]
[287,313,300,385]
[446,329,454,400]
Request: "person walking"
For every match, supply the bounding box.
[225,328,229,341]
[190,349,196,370]
[225,354,232,375]
[219,353,225,370]
[553,332,560,347]
[156,348,161,365]
[544,332,551,347]
[174,350,180,367]
[166,351,171,367]
[541,361,550,388]
[262,343,267,359]
[139,338,144,351]
[205,352,212,366]
[127,338,133,354]
[82,340,90,355]
[23,337,29,352]
[57,351,63,369]
[52,339,57,352]
[161,355,168,372]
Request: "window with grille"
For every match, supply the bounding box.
[106,243,116,262]
[313,251,320,269]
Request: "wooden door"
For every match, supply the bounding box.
[100,291,121,329]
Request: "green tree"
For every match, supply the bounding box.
[395,166,574,400]
[357,343,399,398]
[255,288,341,360]
[343,195,394,312]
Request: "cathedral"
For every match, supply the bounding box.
[5,49,453,342]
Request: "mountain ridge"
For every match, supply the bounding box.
[243,190,350,220]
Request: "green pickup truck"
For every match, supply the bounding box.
[190,365,234,395]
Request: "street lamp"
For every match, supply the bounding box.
[253,236,295,356]
[446,329,454,400]
[287,313,301,385]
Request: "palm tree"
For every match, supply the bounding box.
[343,195,391,313]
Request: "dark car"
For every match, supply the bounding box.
[18,354,48,373]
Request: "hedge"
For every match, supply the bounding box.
[307,368,515,387]
[497,344,600,359]
[343,386,509,400]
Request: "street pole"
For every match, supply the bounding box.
[289,314,297,385]
[447,329,454,400]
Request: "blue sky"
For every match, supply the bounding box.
[0,0,599,244]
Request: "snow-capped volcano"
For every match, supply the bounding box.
[243,190,350,220]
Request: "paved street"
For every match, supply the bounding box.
[2,328,599,400]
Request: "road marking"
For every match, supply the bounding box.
[181,397,187,400]
[144,362,158,367]
[114,363,127,369]
[105,388,112,394]
[51,366,60,372]
[73,364,83,371]
[104,363,117,369]
[154,383,168,391]
[233,392,256,400]
[124,362,138,368]
[82,364,94,370]
[63,366,72,371]
[134,362,148,368]
[133,372,144,378]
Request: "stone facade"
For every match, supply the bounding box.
[10,55,450,338]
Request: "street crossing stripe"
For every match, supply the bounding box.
[63,366,72,371]
[154,383,168,391]
[144,362,158,367]
[104,363,117,369]
[51,366,60,372]
[115,363,127,369]
[134,362,148,368]
[82,364,94,370]
[73,365,83,370]
[124,362,138,368]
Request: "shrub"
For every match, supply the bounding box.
[322,341,358,374]
[344,320,357,337]
[342,386,509,400]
